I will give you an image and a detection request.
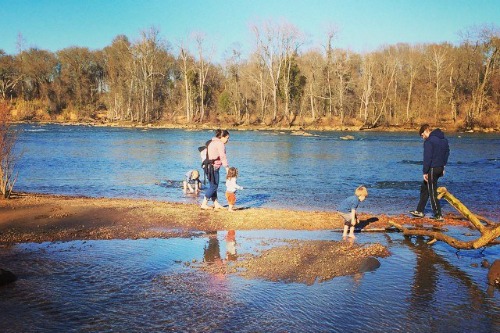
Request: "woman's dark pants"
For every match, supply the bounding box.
[204,167,220,201]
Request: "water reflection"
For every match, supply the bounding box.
[203,231,222,264]
[203,230,238,264]
[406,238,439,326]
[225,230,237,261]
[403,237,498,332]
[0,232,499,332]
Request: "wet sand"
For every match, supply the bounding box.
[0,192,470,245]
[0,192,471,283]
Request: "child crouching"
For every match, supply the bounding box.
[183,169,202,193]
[338,186,368,239]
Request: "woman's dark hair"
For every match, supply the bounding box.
[215,129,230,138]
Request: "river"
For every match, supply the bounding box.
[12,124,500,219]
[0,124,498,332]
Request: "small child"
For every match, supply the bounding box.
[183,169,202,193]
[225,167,243,211]
[338,186,368,239]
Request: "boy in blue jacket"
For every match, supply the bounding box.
[339,186,368,239]
[409,124,450,221]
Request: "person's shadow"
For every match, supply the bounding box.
[356,217,379,231]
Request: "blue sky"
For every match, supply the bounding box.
[1,0,499,62]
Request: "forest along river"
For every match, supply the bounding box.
[12,124,500,220]
[0,124,498,332]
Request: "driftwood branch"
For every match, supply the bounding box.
[473,214,496,226]
[390,187,500,250]
[436,187,486,232]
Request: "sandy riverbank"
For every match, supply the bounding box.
[0,192,472,283]
[0,192,471,245]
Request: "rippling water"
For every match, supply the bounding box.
[2,124,499,332]
[0,231,498,332]
[13,124,500,219]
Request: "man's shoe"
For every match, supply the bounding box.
[432,215,444,222]
[409,210,424,218]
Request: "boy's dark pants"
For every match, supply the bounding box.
[416,166,444,216]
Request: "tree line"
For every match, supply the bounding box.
[1,22,499,130]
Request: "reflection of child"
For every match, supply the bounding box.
[183,170,202,193]
[338,186,368,239]
[225,167,243,211]
[225,230,237,261]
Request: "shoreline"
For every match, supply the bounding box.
[0,192,470,246]
[11,119,499,133]
[0,192,489,285]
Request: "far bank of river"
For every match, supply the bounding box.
[11,118,500,133]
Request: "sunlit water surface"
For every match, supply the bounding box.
[2,125,499,332]
[12,124,500,220]
[0,231,498,332]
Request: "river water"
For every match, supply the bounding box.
[11,124,500,219]
[1,124,499,332]
[0,230,498,332]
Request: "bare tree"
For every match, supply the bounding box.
[299,50,324,120]
[370,49,398,127]
[57,47,104,118]
[466,26,500,127]
[280,23,304,123]
[245,53,269,122]
[398,44,422,123]
[429,45,449,120]
[333,49,352,125]
[323,26,338,117]
[252,19,295,122]
[0,102,19,199]
[193,32,213,122]
[17,48,57,103]
[0,51,22,100]
[225,45,243,122]
[2,23,500,130]
[178,42,194,122]
[131,27,171,123]
[103,35,133,121]
[359,53,374,124]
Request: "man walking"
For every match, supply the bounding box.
[409,124,450,221]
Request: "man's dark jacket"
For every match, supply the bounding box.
[423,129,450,174]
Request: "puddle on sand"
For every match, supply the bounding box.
[0,230,498,332]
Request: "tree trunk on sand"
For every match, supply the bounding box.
[389,187,500,250]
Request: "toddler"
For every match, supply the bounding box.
[183,169,202,193]
[225,167,243,211]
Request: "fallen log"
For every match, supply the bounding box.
[437,187,486,232]
[390,187,500,250]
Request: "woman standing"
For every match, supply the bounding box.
[200,129,230,209]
